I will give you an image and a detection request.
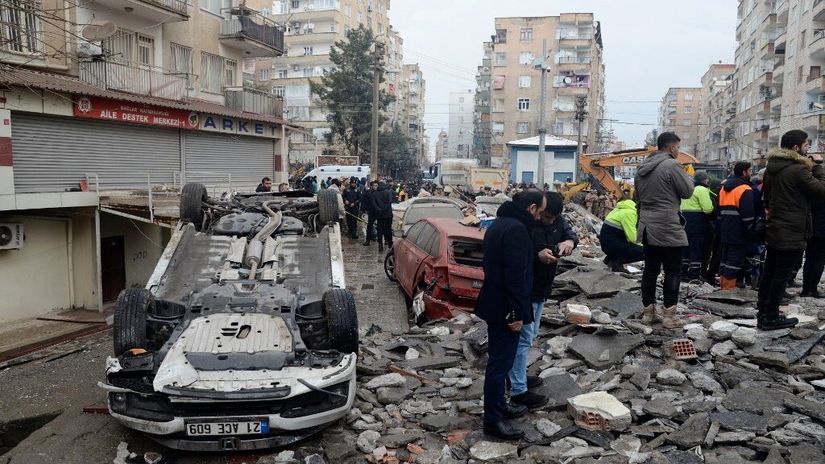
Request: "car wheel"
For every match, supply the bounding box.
[323,289,359,353]
[180,183,208,231]
[384,251,398,282]
[317,189,340,224]
[411,290,426,326]
[113,288,150,356]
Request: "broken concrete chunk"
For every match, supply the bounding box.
[656,368,687,386]
[710,340,737,357]
[356,430,381,454]
[365,373,406,390]
[667,412,710,449]
[565,304,592,325]
[536,418,562,437]
[710,411,769,433]
[688,371,724,393]
[709,321,738,340]
[568,333,645,369]
[544,336,573,358]
[731,327,757,347]
[567,391,632,432]
[469,441,518,461]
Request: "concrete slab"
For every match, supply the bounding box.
[556,269,639,298]
[697,288,759,305]
[568,333,645,369]
[533,373,583,409]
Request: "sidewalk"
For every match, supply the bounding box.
[0,307,113,365]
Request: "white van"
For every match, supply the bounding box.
[303,165,371,181]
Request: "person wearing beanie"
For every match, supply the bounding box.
[718,162,756,290]
[680,171,716,281]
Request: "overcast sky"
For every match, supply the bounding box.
[390,0,737,152]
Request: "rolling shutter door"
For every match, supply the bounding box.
[12,113,181,193]
[183,131,274,192]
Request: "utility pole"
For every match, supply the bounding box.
[370,41,384,181]
[535,39,549,189]
[574,95,588,182]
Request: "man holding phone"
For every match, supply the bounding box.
[475,190,546,440]
[507,191,578,410]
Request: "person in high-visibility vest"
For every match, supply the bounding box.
[718,161,756,290]
[680,171,716,281]
[600,197,644,271]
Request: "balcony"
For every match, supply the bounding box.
[557,56,592,65]
[805,76,825,94]
[92,0,188,22]
[812,30,825,60]
[224,87,283,117]
[220,8,285,58]
[79,60,189,100]
[284,29,338,44]
[815,0,825,22]
[271,2,339,20]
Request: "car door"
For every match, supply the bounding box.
[416,226,443,288]
[396,221,425,295]
[405,222,437,291]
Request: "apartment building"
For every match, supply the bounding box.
[732,0,786,163]
[481,13,606,169]
[0,0,287,322]
[474,42,493,167]
[658,87,702,155]
[435,130,448,161]
[697,64,737,162]
[384,27,404,127]
[448,90,475,158]
[262,0,391,166]
[402,64,427,167]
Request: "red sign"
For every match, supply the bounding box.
[74,96,198,129]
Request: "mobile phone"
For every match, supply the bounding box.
[506,310,518,323]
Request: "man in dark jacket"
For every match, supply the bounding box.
[802,199,825,298]
[342,177,362,239]
[362,181,378,246]
[635,132,694,328]
[718,162,755,289]
[508,192,577,409]
[475,190,546,440]
[370,181,394,252]
[256,177,272,192]
[758,130,825,330]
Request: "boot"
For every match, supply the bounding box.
[758,314,799,330]
[641,304,662,325]
[720,276,737,290]
[662,305,686,329]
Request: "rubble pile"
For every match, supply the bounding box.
[267,254,825,464]
[564,203,602,248]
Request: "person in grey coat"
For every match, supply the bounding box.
[634,132,695,328]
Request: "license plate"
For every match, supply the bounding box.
[472,280,483,289]
[185,420,269,436]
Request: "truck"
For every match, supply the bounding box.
[428,158,508,192]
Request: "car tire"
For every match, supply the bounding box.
[180,183,208,231]
[318,189,340,224]
[384,251,398,282]
[324,289,359,353]
[113,288,150,356]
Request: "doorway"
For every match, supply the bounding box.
[101,236,126,302]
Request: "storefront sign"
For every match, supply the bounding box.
[74,96,198,129]
[199,114,281,138]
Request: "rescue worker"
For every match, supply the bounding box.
[718,162,755,290]
[600,196,644,271]
[680,171,715,281]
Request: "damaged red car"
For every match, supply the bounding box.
[384,217,485,322]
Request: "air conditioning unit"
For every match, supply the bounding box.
[77,41,103,58]
[0,223,23,250]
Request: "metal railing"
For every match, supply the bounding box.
[557,56,592,64]
[221,9,285,52]
[139,0,188,15]
[224,87,284,116]
[79,60,189,101]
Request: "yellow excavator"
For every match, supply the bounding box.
[561,147,727,203]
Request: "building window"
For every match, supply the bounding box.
[492,122,504,135]
[683,106,693,114]
[683,119,691,126]
[201,52,234,93]
[344,4,351,16]
[519,51,534,65]
[518,75,531,88]
[495,53,506,66]
[291,0,300,8]
[552,122,564,134]
[520,28,533,41]
[272,85,285,97]
[684,93,693,101]
[0,0,42,54]
[516,122,529,134]
[104,29,136,62]
[170,43,193,77]
[137,34,154,66]
[357,12,362,22]
[459,96,465,103]
[303,46,313,55]
[495,28,507,43]
[277,69,288,78]
[518,98,530,111]
[202,0,230,15]
[260,69,270,81]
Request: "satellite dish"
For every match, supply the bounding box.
[81,21,117,41]
[563,76,573,84]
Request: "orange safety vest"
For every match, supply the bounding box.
[718,184,751,213]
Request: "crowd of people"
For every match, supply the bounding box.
[475,129,825,441]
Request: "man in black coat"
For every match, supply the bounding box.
[342,177,362,239]
[362,181,378,246]
[475,190,546,440]
[507,192,578,409]
[370,181,394,252]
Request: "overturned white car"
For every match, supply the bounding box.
[100,185,358,451]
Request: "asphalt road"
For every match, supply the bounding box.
[0,236,409,463]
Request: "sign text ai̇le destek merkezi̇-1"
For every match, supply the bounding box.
[73,96,281,139]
